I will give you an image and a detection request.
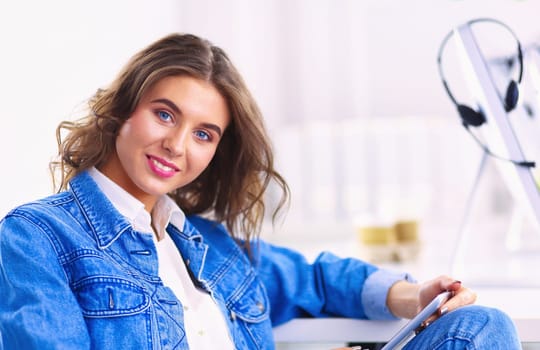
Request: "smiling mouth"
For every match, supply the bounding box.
[146,155,180,177]
[151,158,176,172]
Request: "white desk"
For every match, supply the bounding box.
[273,318,407,343]
[272,277,540,345]
[273,305,540,344]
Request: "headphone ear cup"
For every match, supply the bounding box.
[458,104,485,127]
[504,80,519,112]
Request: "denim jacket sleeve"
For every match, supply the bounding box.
[0,211,91,349]
[252,240,414,326]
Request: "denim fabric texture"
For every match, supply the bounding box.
[406,305,521,349]
[0,171,406,349]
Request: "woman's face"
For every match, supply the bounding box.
[99,75,230,211]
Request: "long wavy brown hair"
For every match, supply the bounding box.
[50,33,289,243]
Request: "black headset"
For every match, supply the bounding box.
[437,18,534,168]
[437,18,523,127]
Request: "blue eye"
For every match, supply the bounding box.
[194,130,211,141]
[157,110,172,122]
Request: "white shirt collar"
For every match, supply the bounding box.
[152,195,186,241]
[88,167,185,240]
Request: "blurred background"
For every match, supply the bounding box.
[3,0,540,347]
[1,0,540,281]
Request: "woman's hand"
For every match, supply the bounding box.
[387,275,477,321]
[418,275,477,324]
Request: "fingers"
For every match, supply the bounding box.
[421,276,477,325]
[431,276,469,298]
[442,279,462,292]
[423,287,476,325]
[432,275,461,293]
[442,285,477,313]
[418,275,453,308]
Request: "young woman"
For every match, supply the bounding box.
[0,33,520,349]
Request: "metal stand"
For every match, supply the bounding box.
[450,151,489,276]
[451,151,540,286]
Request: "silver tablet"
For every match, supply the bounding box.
[381,291,452,350]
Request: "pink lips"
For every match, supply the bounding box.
[146,155,179,178]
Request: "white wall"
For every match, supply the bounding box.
[175,0,540,124]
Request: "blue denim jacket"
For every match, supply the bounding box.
[0,171,409,349]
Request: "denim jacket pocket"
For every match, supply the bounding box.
[230,277,269,322]
[229,276,273,349]
[74,276,150,317]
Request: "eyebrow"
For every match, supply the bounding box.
[151,98,181,114]
[151,98,224,137]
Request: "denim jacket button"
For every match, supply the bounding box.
[256,302,265,312]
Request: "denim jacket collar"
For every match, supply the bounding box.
[69,171,134,249]
[69,171,206,250]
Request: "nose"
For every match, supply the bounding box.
[163,128,188,157]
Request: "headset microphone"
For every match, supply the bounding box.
[463,125,536,168]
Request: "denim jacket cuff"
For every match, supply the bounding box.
[361,269,416,320]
